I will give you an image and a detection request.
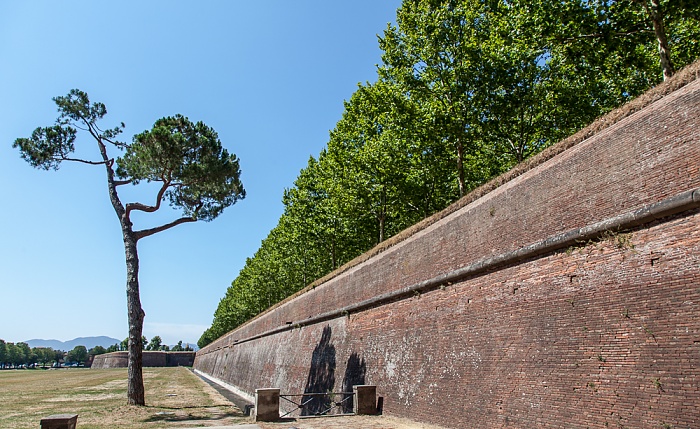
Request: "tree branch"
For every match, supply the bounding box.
[61,156,108,165]
[83,117,102,141]
[103,136,128,149]
[114,179,133,186]
[560,29,652,42]
[125,181,170,215]
[133,216,197,241]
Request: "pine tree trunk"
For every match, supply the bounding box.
[97,146,146,406]
[124,231,145,405]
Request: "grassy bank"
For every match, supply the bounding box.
[0,367,247,428]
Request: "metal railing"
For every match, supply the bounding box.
[279,391,355,418]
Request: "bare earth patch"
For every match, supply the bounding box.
[256,414,451,429]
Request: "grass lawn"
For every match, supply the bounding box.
[0,367,248,428]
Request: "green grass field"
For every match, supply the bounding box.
[0,367,247,428]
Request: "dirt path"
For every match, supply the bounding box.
[253,415,449,429]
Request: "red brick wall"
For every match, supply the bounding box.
[91,351,195,368]
[92,351,128,369]
[195,69,700,428]
[166,351,196,367]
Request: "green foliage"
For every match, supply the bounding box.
[12,126,78,170]
[168,341,193,351]
[34,347,56,367]
[117,115,245,221]
[2,342,17,367]
[0,340,60,368]
[0,340,6,367]
[328,81,452,241]
[20,343,37,366]
[146,336,162,351]
[199,0,699,348]
[53,349,65,365]
[14,89,245,226]
[6,343,21,366]
[67,345,88,365]
[381,0,497,196]
[13,89,125,170]
[89,345,107,356]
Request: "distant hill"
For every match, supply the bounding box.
[24,336,121,351]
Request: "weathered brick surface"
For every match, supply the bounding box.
[353,214,700,428]
[195,73,700,428]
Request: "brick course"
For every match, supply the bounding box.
[195,66,700,428]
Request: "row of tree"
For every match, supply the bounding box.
[199,0,699,348]
[104,336,194,353]
[0,340,95,368]
[0,336,194,369]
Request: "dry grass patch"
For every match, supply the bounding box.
[0,367,248,428]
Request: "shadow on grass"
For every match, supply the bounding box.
[142,409,244,423]
[144,404,244,413]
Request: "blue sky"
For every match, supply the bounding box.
[0,1,402,346]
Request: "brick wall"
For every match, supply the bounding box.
[194,65,700,428]
[166,351,196,367]
[91,351,195,368]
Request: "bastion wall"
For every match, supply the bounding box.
[91,351,195,368]
[194,63,700,428]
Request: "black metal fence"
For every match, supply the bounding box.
[279,391,355,418]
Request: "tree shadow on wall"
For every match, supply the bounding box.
[301,326,336,416]
[341,352,366,413]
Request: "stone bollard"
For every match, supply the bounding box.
[255,388,280,422]
[353,385,378,415]
[40,414,78,429]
